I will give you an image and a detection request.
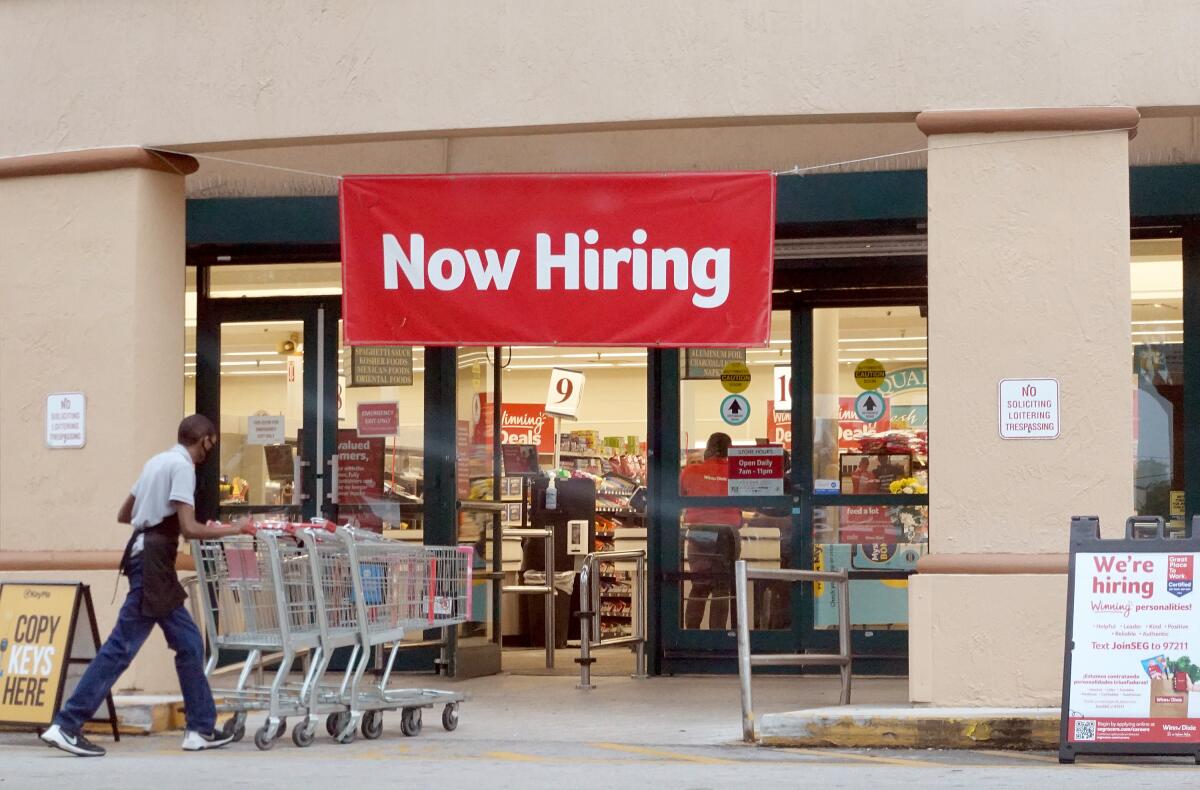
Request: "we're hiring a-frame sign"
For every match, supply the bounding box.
[1060,515,1200,764]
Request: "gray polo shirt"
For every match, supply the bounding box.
[129,444,196,556]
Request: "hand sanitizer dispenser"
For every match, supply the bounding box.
[567,519,588,555]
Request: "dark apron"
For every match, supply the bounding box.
[118,513,187,619]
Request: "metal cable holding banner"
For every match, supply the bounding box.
[146,147,345,182]
[0,128,1138,184]
[772,125,1139,177]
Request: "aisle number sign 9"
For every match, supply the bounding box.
[545,368,586,419]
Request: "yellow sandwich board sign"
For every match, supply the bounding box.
[0,583,118,737]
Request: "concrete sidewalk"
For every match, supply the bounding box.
[94,672,1064,750]
[96,672,909,742]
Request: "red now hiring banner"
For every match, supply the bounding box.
[340,173,775,347]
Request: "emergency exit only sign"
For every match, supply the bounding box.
[999,379,1059,439]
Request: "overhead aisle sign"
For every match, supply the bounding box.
[340,172,775,347]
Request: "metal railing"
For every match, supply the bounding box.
[499,526,557,668]
[576,549,647,688]
[734,560,852,742]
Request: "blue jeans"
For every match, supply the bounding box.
[54,557,216,735]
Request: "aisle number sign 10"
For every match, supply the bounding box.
[774,366,792,412]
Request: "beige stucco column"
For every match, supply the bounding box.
[0,148,196,692]
[909,108,1138,706]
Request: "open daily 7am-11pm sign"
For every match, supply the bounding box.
[339,172,775,347]
[1060,516,1200,764]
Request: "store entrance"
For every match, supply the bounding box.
[656,295,928,674]
[194,295,341,523]
[481,346,650,675]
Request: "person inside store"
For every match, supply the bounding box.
[749,450,793,630]
[850,457,879,493]
[680,432,742,630]
[41,415,249,757]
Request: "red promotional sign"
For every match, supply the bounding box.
[340,172,775,347]
[727,446,785,496]
[501,403,555,454]
[336,429,385,505]
[356,401,399,437]
[840,505,896,543]
[767,400,791,445]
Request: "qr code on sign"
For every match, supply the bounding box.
[1073,719,1097,741]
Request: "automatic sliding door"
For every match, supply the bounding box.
[801,304,928,662]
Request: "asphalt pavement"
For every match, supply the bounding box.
[2,673,1195,788]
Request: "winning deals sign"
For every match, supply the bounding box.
[1061,516,1200,762]
[340,172,775,347]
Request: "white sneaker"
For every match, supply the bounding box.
[181,729,235,751]
[40,724,106,757]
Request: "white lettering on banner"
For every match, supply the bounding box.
[536,230,730,307]
[384,233,521,292]
[381,230,730,309]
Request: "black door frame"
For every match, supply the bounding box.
[194,265,340,522]
[651,277,928,675]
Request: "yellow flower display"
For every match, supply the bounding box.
[888,477,927,495]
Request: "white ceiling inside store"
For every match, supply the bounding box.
[185,240,1181,378]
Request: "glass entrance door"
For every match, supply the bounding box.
[194,296,340,524]
[798,302,928,672]
[656,301,928,673]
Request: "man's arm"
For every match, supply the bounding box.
[117,495,135,525]
[174,503,244,540]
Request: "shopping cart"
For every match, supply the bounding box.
[191,522,325,749]
[316,525,472,744]
[194,521,474,749]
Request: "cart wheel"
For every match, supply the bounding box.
[336,724,357,745]
[276,718,287,740]
[326,712,341,737]
[441,703,459,732]
[361,710,383,740]
[221,715,246,743]
[254,725,275,751]
[400,707,422,737]
[292,721,316,748]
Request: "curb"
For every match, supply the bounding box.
[81,696,187,736]
[758,706,1060,750]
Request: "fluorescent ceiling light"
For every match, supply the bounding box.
[507,362,615,370]
[774,235,927,259]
